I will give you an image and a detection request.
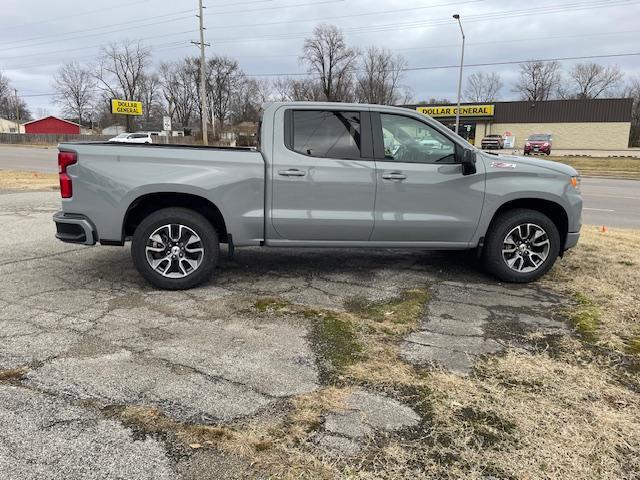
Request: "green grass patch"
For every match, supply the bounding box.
[254,297,292,312]
[566,292,601,342]
[344,288,431,326]
[627,337,640,356]
[307,310,364,379]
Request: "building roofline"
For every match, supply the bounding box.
[22,116,82,127]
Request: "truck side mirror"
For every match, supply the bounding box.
[461,149,477,176]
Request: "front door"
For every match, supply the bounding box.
[370,112,485,244]
[270,109,376,241]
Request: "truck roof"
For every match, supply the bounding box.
[262,101,418,114]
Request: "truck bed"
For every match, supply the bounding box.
[58,141,266,246]
[59,141,257,152]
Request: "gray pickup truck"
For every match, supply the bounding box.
[53,101,582,289]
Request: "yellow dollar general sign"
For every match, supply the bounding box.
[111,99,143,116]
[417,104,494,117]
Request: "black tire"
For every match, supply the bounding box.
[482,208,560,283]
[131,207,219,290]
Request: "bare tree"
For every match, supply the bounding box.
[0,71,31,122]
[513,60,561,101]
[356,47,407,105]
[206,56,245,134]
[159,60,197,130]
[231,78,269,124]
[566,63,623,99]
[139,73,163,127]
[301,24,359,102]
[52,62,96,125]
[94,40,151,130]
[271,77,324,101]
[623,76,640,147]
[464,72,503,102]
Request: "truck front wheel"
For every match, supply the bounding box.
[131,207,219,290]
[482,208,560,283]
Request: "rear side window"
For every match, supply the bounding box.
[290,110,361,159]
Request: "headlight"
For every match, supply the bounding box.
[525,142,531,146]
[570,176,581,192]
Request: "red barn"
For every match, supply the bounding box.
[23,116,81,135]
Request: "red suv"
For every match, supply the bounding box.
[524,134,552,155]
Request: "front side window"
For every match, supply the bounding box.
[292,110,361,159]
[380,114,456,164]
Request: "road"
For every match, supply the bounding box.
[0,145,58,173]
[0,145,638,228]
[581,177,640,229]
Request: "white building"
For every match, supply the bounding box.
[0,117,22,133]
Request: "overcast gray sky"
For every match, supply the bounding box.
[2,0,639,115]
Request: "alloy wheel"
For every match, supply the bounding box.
[145,224,204,278]
[501,223,550,273]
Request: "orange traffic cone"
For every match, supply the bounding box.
[599,225,608,233]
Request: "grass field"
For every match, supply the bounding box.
[548,156,640,180]
[0,170,58,191]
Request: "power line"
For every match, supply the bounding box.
[18,50,640,97]
[205,0,482,30]
[0,0,156,35]
[0,0,330,51]
[1,0,632,62]
[208,0,639,44]
[242,51,640,77]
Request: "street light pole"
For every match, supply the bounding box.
[453,14,465,136]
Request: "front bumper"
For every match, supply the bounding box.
[53,211,97,245]
[564,231,580,251]
[524,146,551,154]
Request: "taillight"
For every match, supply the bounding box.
[58,151,77,198]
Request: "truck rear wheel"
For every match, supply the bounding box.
[482,208,560,283]
[131,207,219,290]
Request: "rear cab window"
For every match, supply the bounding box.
[287,110,362,159]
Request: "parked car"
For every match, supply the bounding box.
[108,133,131,142]
[108,132,160,144]
[481,134,504,150]
[53,102,582,289]
[524,134,553,155]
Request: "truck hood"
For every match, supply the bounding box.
[483,152,578,177]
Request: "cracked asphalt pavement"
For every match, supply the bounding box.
[1,191,572,478]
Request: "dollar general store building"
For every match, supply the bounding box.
[406,98,633,151]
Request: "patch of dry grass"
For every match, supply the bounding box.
[544,226,640,355]
[548,156,640,179]
[414,352,640,479]
[0,170,58,191]
[0,366,29,381]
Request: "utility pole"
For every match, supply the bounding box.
[14,89,20,123]
[191,0,210,145]
[453,14,465,136]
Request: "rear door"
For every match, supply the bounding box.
[370,112,485,244]
[270,108,376,241]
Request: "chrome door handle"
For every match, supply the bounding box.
[381,172,407,180]
[278,169,306,177]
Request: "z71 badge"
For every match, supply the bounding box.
[490,161,517,169]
